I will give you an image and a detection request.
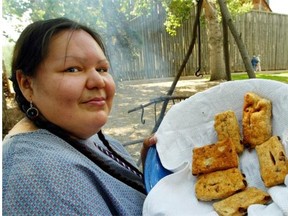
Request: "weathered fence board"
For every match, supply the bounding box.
[109,7,288,81]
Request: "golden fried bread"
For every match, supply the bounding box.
[242,92,272,148]
[192,138,239,175]
[195,168,247,201]
[214,110,243,154]
[255,136,288,187]
[213,187,271,216]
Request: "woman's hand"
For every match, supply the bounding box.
[141,135,157,167]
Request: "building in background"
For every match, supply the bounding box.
[252,0,272,12]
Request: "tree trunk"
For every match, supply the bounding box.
[222,15,231,80]
[217,0,256,78]
[203,0,226,81]
[151,0,204,133]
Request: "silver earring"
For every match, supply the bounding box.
[26,101,39,119]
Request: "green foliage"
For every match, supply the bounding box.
[215,0,253,22]
[5,0,107,28]
[164,0,253,35]
[2,0,144,62]
[130,0,153,17]
[116,0,253,36]
[226,0,253,15]
[3,0,254,42]
[2,0,29,18]
[162,0,195,35]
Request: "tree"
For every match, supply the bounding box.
[217,0,255,78]
[3,0,254,81]
[2,0,142,79]
[124,0,253,80]
[203,0,226,80]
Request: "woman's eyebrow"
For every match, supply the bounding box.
[97,59,110,65]
[63,56,108,63]
[58,56,109,67]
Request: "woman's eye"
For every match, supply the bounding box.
[66,67,80,73]
[96,68,108,73]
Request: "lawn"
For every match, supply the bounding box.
[231,71,288,83]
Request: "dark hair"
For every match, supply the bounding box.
[11,17,107,114]
[10,18,145,193]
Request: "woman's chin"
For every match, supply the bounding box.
[89,116,108,130]
[71,113,109,138]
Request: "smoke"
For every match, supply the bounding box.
[3,0,171,81]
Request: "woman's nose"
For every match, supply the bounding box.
[86,69,105,89]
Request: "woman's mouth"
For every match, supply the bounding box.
[84,97,106,106]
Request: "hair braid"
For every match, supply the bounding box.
[97,130,144,177]
[33,118,146,194]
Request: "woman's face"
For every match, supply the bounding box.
[30,30,115,139]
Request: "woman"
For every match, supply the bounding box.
[2,17,155,215]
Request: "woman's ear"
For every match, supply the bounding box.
[16,70,33,101]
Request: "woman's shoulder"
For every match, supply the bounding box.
[6,117,38,136]
[3,127,68,151]
[3,117,63,149]
[2,127,78,167]
[3,127,97,190]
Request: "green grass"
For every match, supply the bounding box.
[231,72,288,83]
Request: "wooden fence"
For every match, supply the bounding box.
[107,7,288,81]
[232,11,288,71]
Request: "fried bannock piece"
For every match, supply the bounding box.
[195,168,247,201]
[214,110,243,154]
[255,136,288,187]
[213,187,271,216]
[192,138,238,175]
[242,92,272,149]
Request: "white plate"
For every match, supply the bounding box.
[143,79,288,216]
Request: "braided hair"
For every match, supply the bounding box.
[10,18,146,194]
[33,116,146,194]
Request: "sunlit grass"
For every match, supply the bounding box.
[231,72,288,83]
